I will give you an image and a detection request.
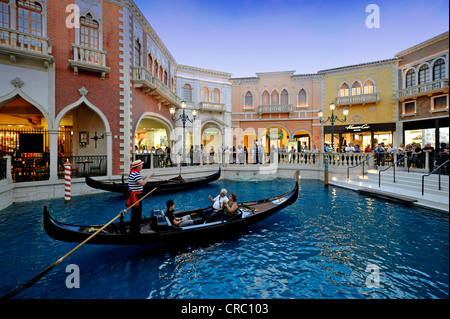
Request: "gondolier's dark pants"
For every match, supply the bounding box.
[130,192,144,234]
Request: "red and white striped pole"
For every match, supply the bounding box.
[64,160,71,202]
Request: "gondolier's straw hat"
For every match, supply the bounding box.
[131,159,143,168]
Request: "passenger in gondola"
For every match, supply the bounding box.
[201,189,229,221]
[205,193,239,223]
[126,159,155,234]
[165,200,194,227]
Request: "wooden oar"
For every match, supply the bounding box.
[1,187,157,299]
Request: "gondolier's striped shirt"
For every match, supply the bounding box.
[128,171,143,192]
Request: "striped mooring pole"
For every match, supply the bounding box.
[324,156,329,187]
[64,160,71,202]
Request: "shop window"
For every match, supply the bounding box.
[297,89,307,107]
[418,64,429,84]
[339,83,350,97]
[351,82,362,96]
[80,14,99,50]
[271,90,279,105]
[403,101,416,115]
[433,59,446,81]
[244,91,253,109]
[183,84,192,102]
[432,95,448,111]
[405,69,416,88]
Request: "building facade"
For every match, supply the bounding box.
[231,71,323,162]
[319,59,399,152]
[175,65,233,162]
[395,31,449,151]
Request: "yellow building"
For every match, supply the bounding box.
[319,59,399,152]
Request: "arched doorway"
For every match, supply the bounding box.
[263,126,289,153]
[293,130,312,151]
[0,96,50,182]
[201,122,222,163]
[58,102,107,177]
[134,116,172,168]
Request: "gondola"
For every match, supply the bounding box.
[44,179,299,245]
[85,168,221,195]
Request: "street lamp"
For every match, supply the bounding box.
[170,101,197,165]
[318,102,349,152]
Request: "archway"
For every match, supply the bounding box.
[0,95,50,182]
[201,122,222,162]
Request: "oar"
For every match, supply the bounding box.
[1,187,157,299]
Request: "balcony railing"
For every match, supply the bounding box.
[397,79,449,100]
[258,104,293,114]
[69,44,110,79]
[132,67,181,106]
[0,26,53,66]
[199,101,225,112]
[336,92,380,106]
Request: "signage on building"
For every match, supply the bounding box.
[345,124,370,132]
[203,127,219,136]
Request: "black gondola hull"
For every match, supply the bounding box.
[85,168,221,195]
[44,180,299,245]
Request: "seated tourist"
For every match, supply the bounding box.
[205,193,239,223]
[201,189,229,219]
[165,200,194,227]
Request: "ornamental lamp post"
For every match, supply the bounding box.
[170,101,197,165]
[318,102,349,152]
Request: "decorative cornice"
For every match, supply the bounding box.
[395,31,449,58]
[317,58,399,75]
[255,70,296,77]
[177,65,233,78]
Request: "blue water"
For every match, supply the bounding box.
[0,179,448,299]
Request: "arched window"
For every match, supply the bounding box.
[164,70,168,85]
[271,90,279,105]
[418,64,429,84]
[201,86,209,102]
[17,0,42,36]
[363,80,374,94]
[244,91,253,109]
[262,90,270,105]
[154,60,159,77]
[80,14,99,50]
[159,65,163,81]
[212,88,220,103]
[134,40,141,66]
[183,84,192,102]
[351,82,362,96]
[433,59,445,81]
[339,83,349,97]
[147,54,153,73]
[405,69,416,88]
[297,89,307,107]
[280,89,289,105]
[0,0,9,28]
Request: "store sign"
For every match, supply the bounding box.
[345,124,370,132]
[203,128,219,136]
[266,132,283,139]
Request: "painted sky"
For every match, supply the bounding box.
[134,0,449,78]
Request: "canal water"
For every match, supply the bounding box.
[0,179,448,299]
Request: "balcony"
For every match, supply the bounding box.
[336,92,380,106]
[132,67,181,106]
[397,79,449,101]
[0,27,53,67]
[199,101,225,112]
[258,104,293,115]
[69,44,110,79]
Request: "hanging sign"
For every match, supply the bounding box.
[203,127,219,136]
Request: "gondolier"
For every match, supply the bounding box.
[127,159,154,234]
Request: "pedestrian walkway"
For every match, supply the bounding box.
[330,169,449,213]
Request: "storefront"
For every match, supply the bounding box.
[324,123,396,151]
[402,117,449,150]
[201,123,222,153]
[135,118,170,152]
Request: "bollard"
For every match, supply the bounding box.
[64,160,71,202]
[324,157,329,187]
